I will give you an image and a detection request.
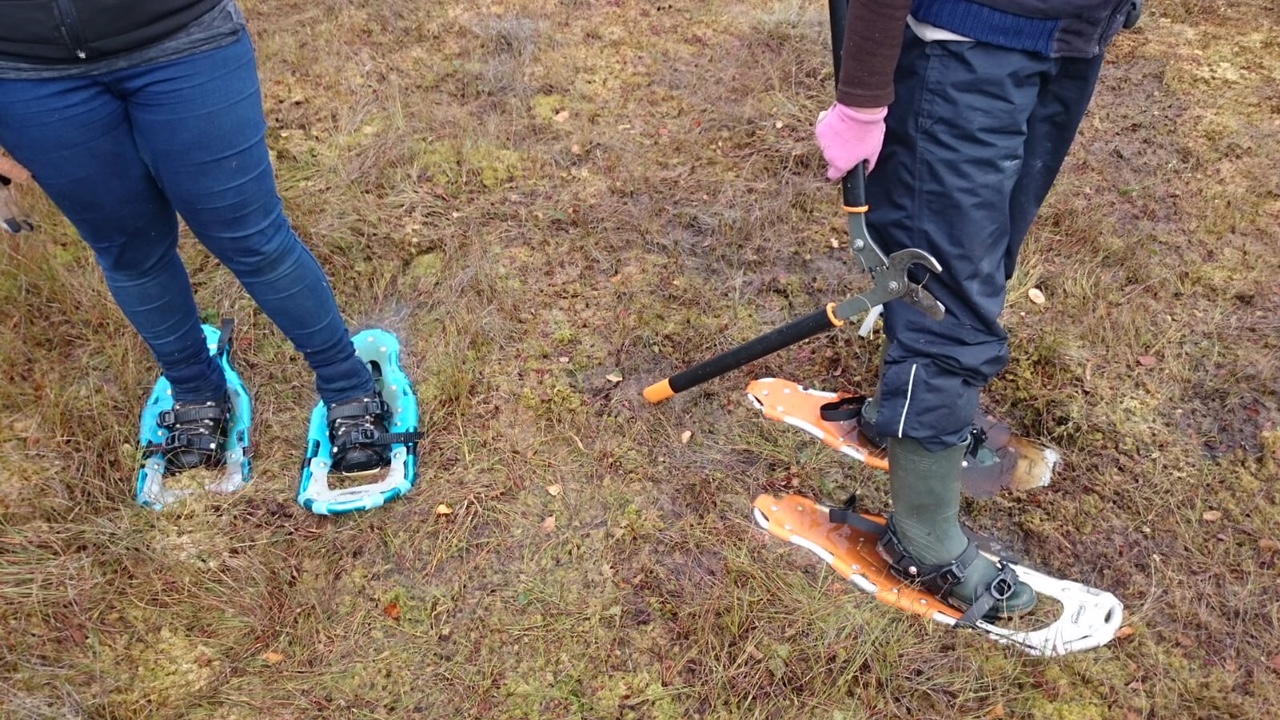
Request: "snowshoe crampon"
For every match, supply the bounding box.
[135,320,252,510]
[746,377,1060,497]
[752,493,1124,656]
[298,329,421,515]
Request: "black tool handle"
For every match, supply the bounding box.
[643,309,837,403]
[825,0,869,212]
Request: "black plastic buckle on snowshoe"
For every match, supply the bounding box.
[331,425,378,452]
[952,561,1023,627]
[987,567,1017,601]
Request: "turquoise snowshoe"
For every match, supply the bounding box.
[135,319,253,509]
[298,328,421,515]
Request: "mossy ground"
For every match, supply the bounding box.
[2,1,1278,718]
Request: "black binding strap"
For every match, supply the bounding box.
[156,400,228,454]
[157,404,225,428]
[878,517,979,603]
[819,395,867,423]
[829,496,1023,627]
[878,516,1022,628]
[216,318,235,357]
[332,429,423,450]
[161,430,220,452]
[965,426,988,460]
[827,492,892,538]
[328,399,388,421]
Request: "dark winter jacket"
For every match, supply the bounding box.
[0,0,221,62]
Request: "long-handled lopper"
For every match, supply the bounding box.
[643,0,944,405]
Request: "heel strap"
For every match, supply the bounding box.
[819,395,867,423]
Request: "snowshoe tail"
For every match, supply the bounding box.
[745,378,1060,497]
[298,328,421,515]
[135,320,253,509]
[752,493,1125,656]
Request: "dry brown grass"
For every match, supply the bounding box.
[2,1,1279,718]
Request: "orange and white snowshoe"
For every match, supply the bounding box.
[745,378,1060,497]
[752,494,1125,656]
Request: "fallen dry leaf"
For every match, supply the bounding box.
[1202,510,1223,522]
[605,371,623,383]
[262,651,285,664]
[541,515,556,533]
[546,483,562,497]
[680,430,693,444]
[1137,355,1158,367]
[1259,538,1279,553]
[435,503,453,516]
[1028,287,1045,304]
[553,110,570,123]
[1116,625,1136,640]
[383,602,401,621]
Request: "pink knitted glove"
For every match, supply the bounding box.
[814,102,888,181]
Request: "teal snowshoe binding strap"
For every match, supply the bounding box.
[298,328,422,515]
[135,319,253,510]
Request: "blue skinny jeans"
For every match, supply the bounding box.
[0,32,374,405]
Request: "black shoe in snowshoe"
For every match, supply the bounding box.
[327,393,393,474]
[158,395,230,472]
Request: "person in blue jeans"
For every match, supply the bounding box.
[814,0,1141,622]
[0,1,390,476]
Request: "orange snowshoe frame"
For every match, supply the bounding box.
[752,494,1125,656]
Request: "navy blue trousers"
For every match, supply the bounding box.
[867,29,1104,451]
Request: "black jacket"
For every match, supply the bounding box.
[0,0,222,62]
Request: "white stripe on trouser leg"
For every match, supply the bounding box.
[897,363,918,438]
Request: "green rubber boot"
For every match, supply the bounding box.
[883,437,1037,620]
